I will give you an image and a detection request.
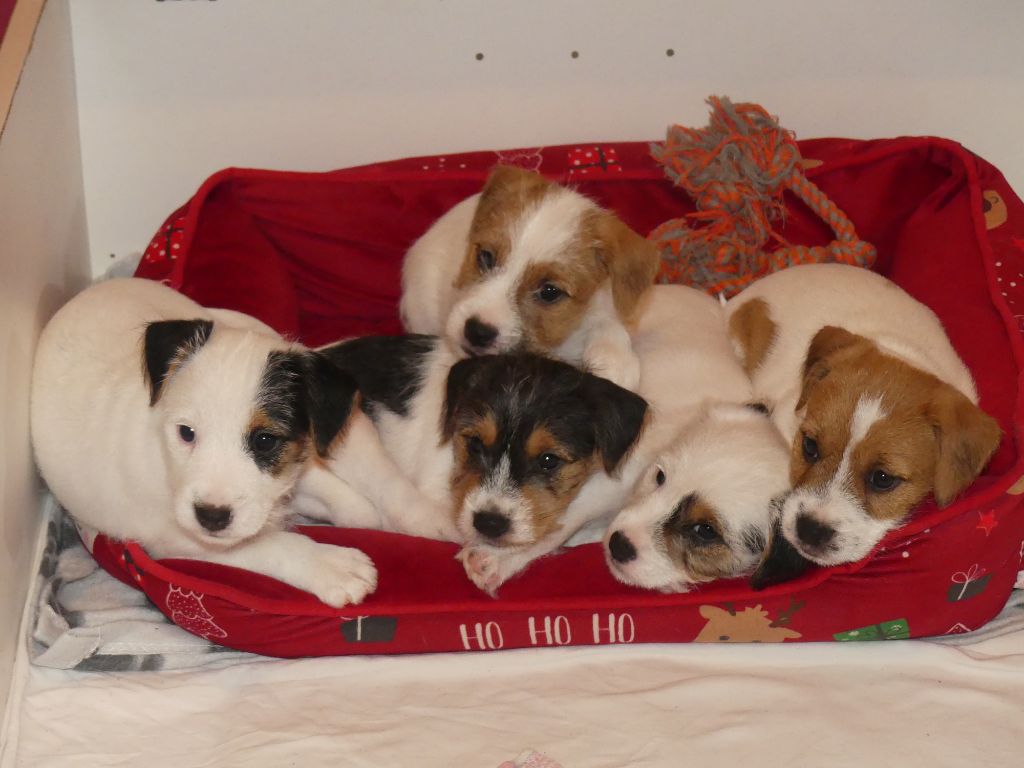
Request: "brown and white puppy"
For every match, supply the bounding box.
[297,335,649,593]
[399,165,659,389]
[725,264,1001,585]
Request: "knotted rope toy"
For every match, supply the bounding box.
[649,96,876,297]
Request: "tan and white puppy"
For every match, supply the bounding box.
[399,165,660,389]
[31,278,377,608]
[725,263,1001,584]
[601,285,792,592]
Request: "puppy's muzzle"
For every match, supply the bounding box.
[194,502,233,533]
[607,530,638,564]
[472,508,511,540]
[463,316,499,354]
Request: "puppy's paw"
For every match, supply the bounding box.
[457,546,503,596]
[306,546,378,608]
[387,496,461,542]
[585,341,641,390]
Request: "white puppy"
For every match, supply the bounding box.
[725,263,1001,583]
[399,165,659,389]
[31,278,377,607]
[600,285,792,592]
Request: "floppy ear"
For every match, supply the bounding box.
[595,213,659,322]
[796,325,863,410]
[581,373,649,473]
[441,357,487,442]
[302,351,360,457]
[749,520,813,591]
[143,319,214,405]
[928,385,1001,507]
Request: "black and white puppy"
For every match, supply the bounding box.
[31,278,377,607]
[297,336,648,593]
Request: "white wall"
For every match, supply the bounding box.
[71,0,1024,276]
[0,0,89,727]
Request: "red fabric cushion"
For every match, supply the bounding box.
[112,137,1024,655]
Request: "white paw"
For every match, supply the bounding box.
[585,342,641,391]
[457,546,503,596]
[306,545,378,608]
[387,496,461,542]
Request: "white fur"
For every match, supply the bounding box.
[596,285,792,592]
[31,278,376,607]
[400,187,642,389]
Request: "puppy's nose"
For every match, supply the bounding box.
[608,531,637,563]
[473,509,511,539]
[194,503,232,532]
[795,513,835,549]
[464,317,498,351]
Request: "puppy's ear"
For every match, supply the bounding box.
[928,385,1001,507]
[581,373,649,473]
[442,357,486,442]
[796,325,863,410]
[143,319,214,405]
[750,519,813,590]
[595,213,659,322]
[302,351,360,458]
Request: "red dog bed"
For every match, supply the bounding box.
[88,138,1024,655]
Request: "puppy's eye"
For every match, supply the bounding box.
[867,469,901,493]
[466,435,485,456]
[537,453,563,472]
[249,431,283,455]
[691,523,720,543]
[655,467,666,486]
[476,246,496,273]
[536,283,565,304]
[178,425,195,444]
[802,434,820,463]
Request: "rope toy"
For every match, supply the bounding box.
[649,96,876,297]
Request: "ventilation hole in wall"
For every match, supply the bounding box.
[666,48,675,57]
[570,50,579,59]
[475,52,484,61]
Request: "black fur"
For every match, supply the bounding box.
[319,335,437,418]
[745,401,771,416]
[143,319,214,405]
[749,519,814,590]
[443,353,649,487]
[253,350,359,464]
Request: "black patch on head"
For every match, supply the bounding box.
[251,350,359,468]
[749,519,813,590]
[319,334,437,418]
[442,353,649,486]
[143,319,213,405]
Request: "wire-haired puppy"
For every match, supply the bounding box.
[600,285,792,593]
[301,338,648,593]
[725,264,1002,587]
[31,278,377,608]
[399,165,660,389]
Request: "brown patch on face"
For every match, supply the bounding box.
[662,495,738,582]
[454,165,552,291]
[515,257,606,349]
[982,190,1007,230]
[729,298,777,375]
[447,412,499,526]
[246,408,310,478]
[792,327,1001,520]
[519,425,597,539]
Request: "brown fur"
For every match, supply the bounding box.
[662,496,737,583]
[247,408,310,477]
[454,165,658,350]
[793,327,1001,518]
[729,298,777,375]
[521,426,597,538]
